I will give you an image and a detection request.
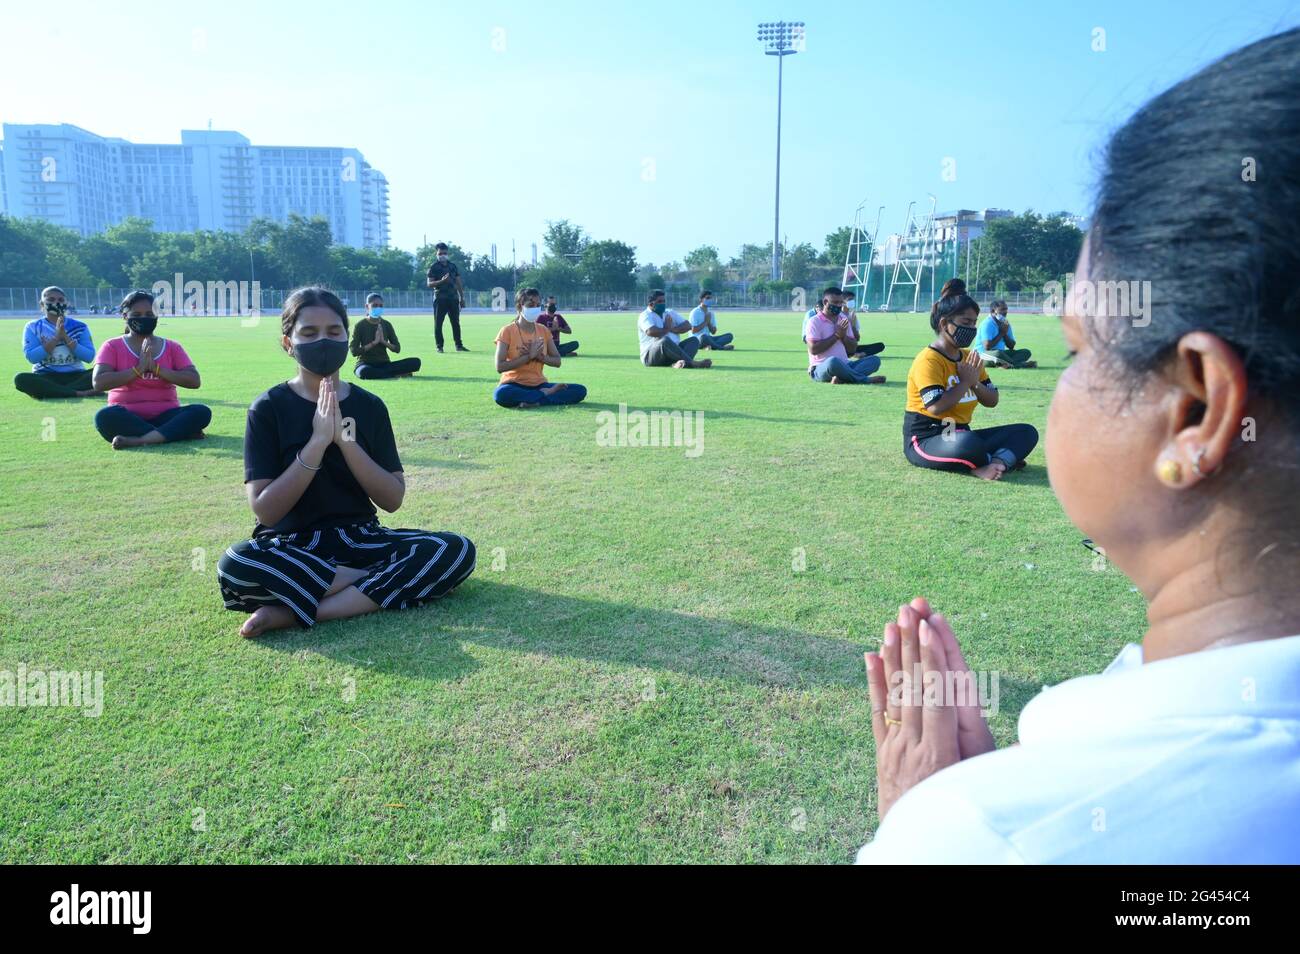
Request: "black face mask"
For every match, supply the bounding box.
[547,304,557,313]
[948,323,978,348]
[292,337,349,376]
[44,301,67,317]
[825,303,842,316]
[652,303,666,316]
[127,315,158,336]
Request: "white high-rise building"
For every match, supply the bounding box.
[0,124,390,248]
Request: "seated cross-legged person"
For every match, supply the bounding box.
[92,290,212,449]
[218,286,476,638]
[805,286,885,384]
[537,296,579,356]
[974,298,1036,368]
[843,290,885,357]
[638,290,711,368]
[493,288,588,408]
[688,291,734,350]
[351,294,422,379]
[14,286,98,399]
[903,281,1038,479]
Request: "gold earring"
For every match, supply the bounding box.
[1158,458,1183,485]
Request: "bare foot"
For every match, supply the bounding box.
[693,358,713,368]
[1025,360,1038,368]
[540,383,568,397]
[672,360,688,369]
[830,375,844,384]
[515,402,540,409]
[111,430,165,449]
[720,344,735,350]
[240,604,297,638]
[972,461,1007,481]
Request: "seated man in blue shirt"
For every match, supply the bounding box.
[973,299,1035,368]
[14,286,99,399]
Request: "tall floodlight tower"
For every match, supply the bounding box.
[756,21,804,281]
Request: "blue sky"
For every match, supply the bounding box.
[5,0,1298,263]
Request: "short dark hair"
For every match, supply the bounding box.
[366,293,383,304]
[649,290,665,302]
[281,286,349,336]
[699,290,713,300]
[435,242,449,252]
[990,298,1008,311]
[821,286,844,301]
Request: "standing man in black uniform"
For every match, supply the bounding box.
[426,242,468,352]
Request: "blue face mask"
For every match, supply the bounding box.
[369,307,383,317]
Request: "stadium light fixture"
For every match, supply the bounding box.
[756,21,804,281]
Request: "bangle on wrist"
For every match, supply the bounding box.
[296,450,322,472]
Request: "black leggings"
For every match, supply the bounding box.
[356,358,422,379]
[905,422,1039,473]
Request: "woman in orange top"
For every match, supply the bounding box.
[493,287,588,408]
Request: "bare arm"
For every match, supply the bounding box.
[157,363,201,389]
[246,436,329,528]
[337,440,405,513]
[541,332,561,368]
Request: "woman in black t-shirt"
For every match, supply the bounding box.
[218,287,475,638]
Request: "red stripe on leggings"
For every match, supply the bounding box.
[911,435,977,469]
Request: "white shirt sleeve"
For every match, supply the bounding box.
[855,784,1025,864]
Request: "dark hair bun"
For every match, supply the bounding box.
[939,278,967,299]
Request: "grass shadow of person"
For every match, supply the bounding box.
[250,579,876,689]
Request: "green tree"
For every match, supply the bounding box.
[822,226,852,267]
[974,211,1084,293]
[543,219,589,262]
[518,257,584,295]
[579,239,638,291]
[684,245,721,272]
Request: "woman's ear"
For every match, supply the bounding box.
[1153,332,1248,488]
[282,335,294,356]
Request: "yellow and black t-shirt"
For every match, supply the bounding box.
[904,345,992,437]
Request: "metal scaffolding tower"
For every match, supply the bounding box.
[885,195,938,312]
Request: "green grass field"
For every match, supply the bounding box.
[0,309,1145,863]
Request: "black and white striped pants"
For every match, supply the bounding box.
[218,521,476,626]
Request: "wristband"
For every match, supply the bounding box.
[296,451,322,472]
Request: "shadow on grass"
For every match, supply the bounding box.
[124,433,244,457]
[582,401,855,428]
[253,579,871,689]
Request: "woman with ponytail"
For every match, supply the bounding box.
[217,287,475,638]
[902,279,1038,478]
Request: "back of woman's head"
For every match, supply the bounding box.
[930,278,979,330]
[1088,28,1300,421]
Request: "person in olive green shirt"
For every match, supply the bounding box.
[350,294,422,379]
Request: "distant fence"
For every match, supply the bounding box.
[0,285,1056,316]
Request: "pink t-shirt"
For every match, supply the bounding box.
[94,337,194,418]
[803,311,849,369]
